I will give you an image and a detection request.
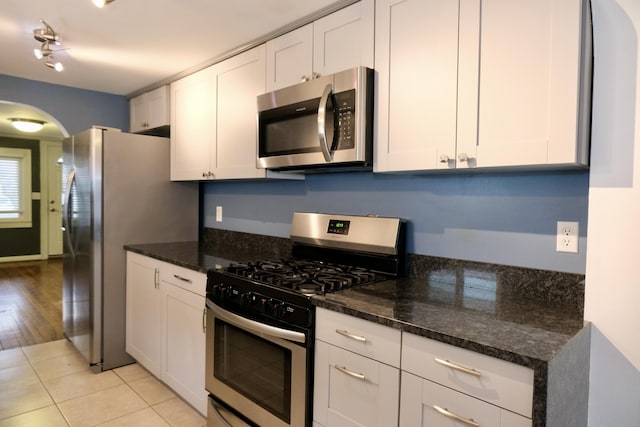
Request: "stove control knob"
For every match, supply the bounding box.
[225,285,237,300]
[277,304,292,319]
[212,284,226,299]
[263,298,278,315]
[242,292,258,306]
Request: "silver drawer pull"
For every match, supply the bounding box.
[335,329,367,342]
[433,405,479,427]
[434,357,481,377]
[173,274,192,283]
[334,364,366,381]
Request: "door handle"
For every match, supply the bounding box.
[318,83,335,162]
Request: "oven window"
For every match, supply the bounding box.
[214,319,292,423]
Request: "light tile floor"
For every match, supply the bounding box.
[0,339,207,426]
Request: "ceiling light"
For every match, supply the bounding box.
[34,41,53,59]
[92,0,115,8]
[45,60,64,72]
[9,118,46,133]
[33,20,64,71]
[33,20,59,44]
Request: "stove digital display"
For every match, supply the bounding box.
[328,219,350,235]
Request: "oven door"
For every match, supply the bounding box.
[205,300,308,427]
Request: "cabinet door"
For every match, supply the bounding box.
[266,24,313,91]
[374,0,460,172]
[146,86,170,130]
[130,86,169,133]
[314,340,399,427]
[170,67,216,180]
[313,0,374,76]
[400,371,531,427]
[129,94,148,133]
[160,282,207,415]
[475,0,588,167]
[125,252,162,376]
[213,45,267,179]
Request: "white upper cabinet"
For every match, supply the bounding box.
[212,45,269,180]
[266,0,374,91]
[375,0,461,172]
[170,66,216,181]
[171,45,297,181]
[130,85,170,133]
[266,24,314,92]
[375,0,591,173]
[474,0,590,168]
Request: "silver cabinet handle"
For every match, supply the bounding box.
[154,268,159,289]
[334,364,365,381]
[335,329,367,342]
[434,357,481,377]
[202,307,206,333]
[433,405,479,427]
[173,274,192,283]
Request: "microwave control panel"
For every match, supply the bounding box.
[335,89,356,150]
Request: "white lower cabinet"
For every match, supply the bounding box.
[400,371,531,427]
[125,252,162,375]
[400,332,533,427]
[313,308,401,427]
[126,252,207,415]
[313,308,536,427]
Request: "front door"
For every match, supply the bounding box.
[47,142,63,255]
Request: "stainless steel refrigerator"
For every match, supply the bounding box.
[62,126,198,372]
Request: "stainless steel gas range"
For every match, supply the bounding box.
[204,212,406,427]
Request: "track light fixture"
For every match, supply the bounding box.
[33,20,63,72]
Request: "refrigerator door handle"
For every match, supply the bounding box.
[63,169,76,257]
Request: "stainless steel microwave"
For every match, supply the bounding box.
[257,66,373,172]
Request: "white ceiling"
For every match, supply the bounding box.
[0,0,351,139]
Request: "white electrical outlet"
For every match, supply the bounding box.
[216,206,222,222]
[556,221,578,253]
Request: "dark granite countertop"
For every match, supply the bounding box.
[313,276,587,367]
[125,239,587,367]
[124,241,235,273]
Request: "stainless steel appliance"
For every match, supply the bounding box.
[205,212,406,427]
[257,67,374,172]
[62,126,198,372]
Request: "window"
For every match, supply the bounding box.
[0,147,32,228]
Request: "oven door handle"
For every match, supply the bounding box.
[208,300,306,344]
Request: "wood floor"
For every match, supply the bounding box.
[0,258,64,350]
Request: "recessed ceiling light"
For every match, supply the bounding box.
[9,118,46,133]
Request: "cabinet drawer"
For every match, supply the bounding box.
[400,371,531,427]
[316,307,401,367]
[402,332,533,418]
[160,262,206,296]
[314,340,400,427]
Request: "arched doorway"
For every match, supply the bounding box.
[0,100,69,260]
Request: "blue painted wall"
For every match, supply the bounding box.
[1,75,589,274]
[203,169,589,274]
[0,74,128,135]
[0,74,128,257]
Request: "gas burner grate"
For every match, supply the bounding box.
[223,259,381,295]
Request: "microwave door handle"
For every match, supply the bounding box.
[318,83,334,162]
